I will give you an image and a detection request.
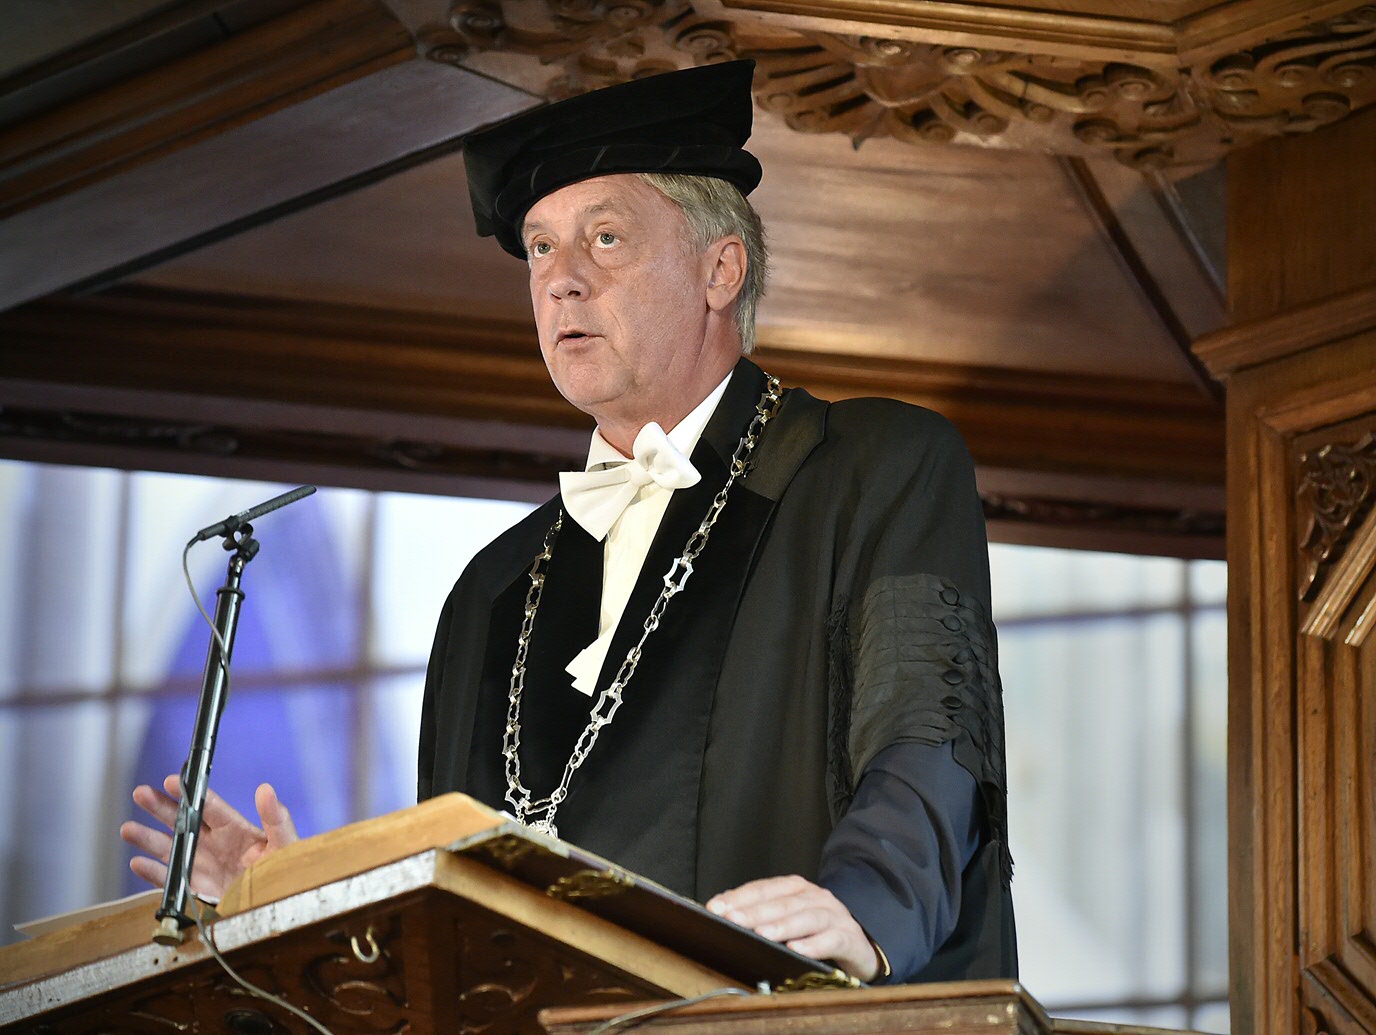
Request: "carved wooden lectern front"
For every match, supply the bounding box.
[0,794,1189,1035]
[0,794,846,1034]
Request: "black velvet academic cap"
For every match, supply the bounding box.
[464,60,762,259]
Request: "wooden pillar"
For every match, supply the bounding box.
[1194,105,1376,1035]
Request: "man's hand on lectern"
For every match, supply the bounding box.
[120,775,299,902]
[706,874,881,982]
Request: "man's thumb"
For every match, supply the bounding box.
[255,783,299,847]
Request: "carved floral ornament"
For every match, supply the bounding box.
[1297,430,1376,601]
[425,1,1376,168]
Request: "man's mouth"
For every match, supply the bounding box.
[557,330,594,344]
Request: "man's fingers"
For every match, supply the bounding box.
[125,776,279,903]
[129,854,168,889]
[255,783,299,849]
[754,905,833,943]
[785,928,848,961]
[132,783,182,829]
[163,774,246,834]
[727,895,800,929]
[201,783,254,831]
[706,876,880,981]
[707,874,808,917]
[709,876,815,929]
[120,819,173,862]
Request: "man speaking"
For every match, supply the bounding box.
[124,59,1015,985]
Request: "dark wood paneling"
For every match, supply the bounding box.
[1230,103,1376,325]
[1195,102,1376,1035]
[0,0,534,312]
[0,285,1224,554]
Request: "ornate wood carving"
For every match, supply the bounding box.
[1212,108,1376,1034]
[546,870,636,902]
[1296,429,1376,600]
[427,1,1376,166]
[3,878,667,1034]
[452,916,644,1033]
[700,0,1367,65]
[11,915,418,1035]
[304,916,410,1030]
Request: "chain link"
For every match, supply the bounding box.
[503,375,783,836]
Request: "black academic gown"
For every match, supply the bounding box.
[418,358,1016,982]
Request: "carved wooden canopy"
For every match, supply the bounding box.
[5,0,1373,557]
[424,0,1376,168]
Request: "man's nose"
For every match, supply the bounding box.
[545,246,591,300]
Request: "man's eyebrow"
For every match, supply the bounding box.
[522,200,637,240]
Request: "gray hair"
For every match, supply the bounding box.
[637,172,768,354]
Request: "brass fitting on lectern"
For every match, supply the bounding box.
[152,915,185,946]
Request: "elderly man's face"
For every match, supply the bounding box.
[523,175,725,440]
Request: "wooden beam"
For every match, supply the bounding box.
[0,0,534,311]
[698,0,1365,66]
[753,341,1224,487]
[0,285,1225,554]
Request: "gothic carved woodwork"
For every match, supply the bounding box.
[1,884,662,1034]
[452,914,645,1034]
[302,915,411,1032]
[546,870,637,903]
[6,906,420,1035]
[1296,429,1376,637]
[1204,390,1376,1035]
[1192,107,1376,1030]
[426,1,1376,167]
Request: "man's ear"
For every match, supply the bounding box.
[704,236,747,314]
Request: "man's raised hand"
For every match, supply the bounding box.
[120,776,298,902]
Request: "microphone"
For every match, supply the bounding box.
[189,485,316,544]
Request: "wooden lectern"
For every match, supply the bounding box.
[0,795,1189,1035]
[0,795,849,1034]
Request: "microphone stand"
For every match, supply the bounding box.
[153,523,260,945]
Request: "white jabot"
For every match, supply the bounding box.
[561,372,733,696]
[559,422,700,543]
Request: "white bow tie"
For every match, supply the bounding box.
[560,422,701,540]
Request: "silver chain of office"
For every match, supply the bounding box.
[503,375,784,837]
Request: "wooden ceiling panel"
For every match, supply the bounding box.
[135,95,1197,383]
[135,149,536,321]
[1,0,187,79]
[745,114,1194,379]
[0,0,1255,550]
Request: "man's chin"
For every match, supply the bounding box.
[549,373,631,420]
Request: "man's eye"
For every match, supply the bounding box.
[530,241,552,257]
[596,231,617,247]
